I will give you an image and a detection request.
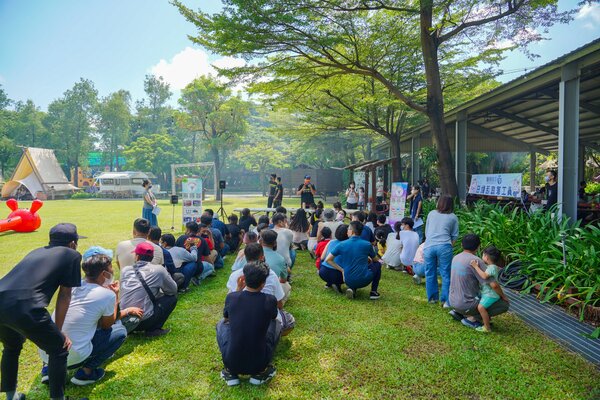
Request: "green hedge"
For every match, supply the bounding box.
[422,200,600,318]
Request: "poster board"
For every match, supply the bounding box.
[181,178,203,225]
[389,182,409,224]
[468,173,522,199]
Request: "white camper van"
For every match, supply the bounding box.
[94,171,160,197]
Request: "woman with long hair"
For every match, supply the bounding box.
[141,179,158,226]
[289,208,310,250]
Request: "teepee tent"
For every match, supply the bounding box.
[1,147,78,198]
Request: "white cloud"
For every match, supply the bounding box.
[577,3,600,29]
[149,47,246,90]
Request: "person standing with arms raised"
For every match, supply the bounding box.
[142,179,158,227]
[297,175,316,209]
[345,182,358,210]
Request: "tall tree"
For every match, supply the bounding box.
[177,76,250,200]
[98,90,131,171]
[123,133,180,187]
[45,78,97,184]
[175,0,574,197]
[12,100,48,148]
[133,75,173,137]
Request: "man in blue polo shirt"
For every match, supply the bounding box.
[325,221,382,300]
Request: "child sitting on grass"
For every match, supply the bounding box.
[314,227,332,270]
[469,246,502,333]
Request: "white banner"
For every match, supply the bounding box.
[181,178,203,226]
[468,173,522,198]
[389,182,409,224]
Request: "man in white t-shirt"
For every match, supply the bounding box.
[272,213,295,268]
[226,243,294,334]
[39,247,130,386]
[115,218,164,268]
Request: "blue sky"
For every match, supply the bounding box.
[0,0,599,110]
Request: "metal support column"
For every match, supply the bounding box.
[578,146,586,184]
[455,112,468,201]
[529,151,537,193]
[411,136,421,185]
[558,62,580,222]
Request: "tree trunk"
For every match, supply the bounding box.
[191,131,197,162]
[420,0,458,198]
[389,134,403,182]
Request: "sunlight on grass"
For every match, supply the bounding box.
[0,198,599,399]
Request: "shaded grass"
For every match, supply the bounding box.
[0,198,599,399]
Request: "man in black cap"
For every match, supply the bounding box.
[0,223,84,400]
[267,174,277,210]
[296,175,316,208]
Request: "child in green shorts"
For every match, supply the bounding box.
[469,246,502,333]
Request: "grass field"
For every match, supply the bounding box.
[0,197,599,400]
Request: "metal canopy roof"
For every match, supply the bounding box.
[400,38,600,154]
[344,157,394,171]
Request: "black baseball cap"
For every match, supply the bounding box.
[49,223,86,244]
[270,173,277,178]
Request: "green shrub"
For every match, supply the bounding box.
[432,200,600,319]
[71,191,95,199]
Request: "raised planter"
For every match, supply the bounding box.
[528,283,600,325]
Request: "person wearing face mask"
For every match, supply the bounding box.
[0,223,85,400]
[406,185,424,243]
[38,247,133,387]
[142,179,158,226]
[544,170,558,211]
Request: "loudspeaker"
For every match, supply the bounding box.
[219,180,227,189]
[170,195,179,205]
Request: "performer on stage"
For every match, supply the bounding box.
[296,175,316,209]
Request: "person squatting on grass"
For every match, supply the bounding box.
[325,221,382,300]
[468,246,504,333]
[119,242,178,337]
[319,225,349,293]
[448,234,509,331]
[39,247,129,387]
[217,261,282,386]
[225,243,295,333]
[0,223,85,400]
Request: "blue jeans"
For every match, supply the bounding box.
[214,254,224,269]
[179,262,198,289]
[220,243,230,257]
[414,226,424,244]
[413,262,425,278]
[199,261,215,280]
[290,248,297,268]
[424,244,453,303]
[78,324,127,369]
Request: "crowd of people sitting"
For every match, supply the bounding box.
[0,191,510,398]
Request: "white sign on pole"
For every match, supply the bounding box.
[468,173,522,198]
[389,182,409,224]
[181,178,203,225]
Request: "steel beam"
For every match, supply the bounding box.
[558,62,580,222]
[455,112,468,201]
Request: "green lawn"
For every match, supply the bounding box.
[0,197,599,400]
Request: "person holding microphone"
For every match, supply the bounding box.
[296,175,316,209]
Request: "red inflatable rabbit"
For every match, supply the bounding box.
[0,199,43,233]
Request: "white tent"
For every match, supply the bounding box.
[1,147,79,198]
